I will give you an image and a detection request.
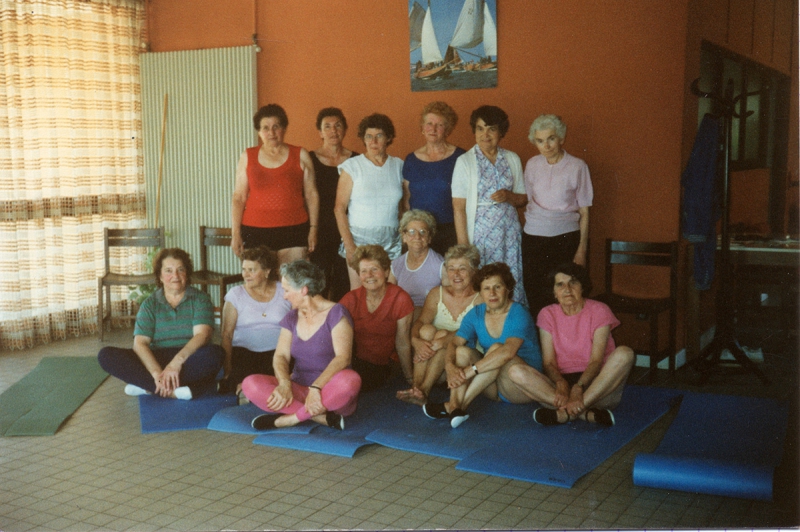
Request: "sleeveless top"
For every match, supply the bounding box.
[279,303,353,387]
[242,144,308,228]
[390,249,444,307]
[431,286,480,332]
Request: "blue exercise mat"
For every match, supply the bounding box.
[633,392,788,501]
[250,378,420,457]
[207,402,313,435]
[139,393,237,434]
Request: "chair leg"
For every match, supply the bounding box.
[649,313,659,384]
[97,278,104,341]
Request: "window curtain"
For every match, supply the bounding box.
[0,0,147,350]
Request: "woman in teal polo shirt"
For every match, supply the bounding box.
[98,248,224,399]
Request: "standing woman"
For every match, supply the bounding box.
[231,104,320,265]
[451,105,528,306]
[334,113,407,289]
[309,107,357,300]
[402,101,466,255]
[522,114,593,316]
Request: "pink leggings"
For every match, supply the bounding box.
[242,369,361,422]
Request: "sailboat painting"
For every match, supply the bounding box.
[409,0,498,92]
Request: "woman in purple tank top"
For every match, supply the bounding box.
[242,260,362,431]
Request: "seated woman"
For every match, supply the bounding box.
[98,248,223,400]
[505,263,634,426]
[423,263,542,428]
[396,244,481,406]
[219,246,291,395]
[340,245,414,392]
[389,209,445,320]
[242,260,361,430]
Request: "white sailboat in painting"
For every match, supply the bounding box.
[409,0,450,79]
[445,0,497,71]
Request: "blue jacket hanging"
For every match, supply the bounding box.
[681,114,720,290]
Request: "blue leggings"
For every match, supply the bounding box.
[98,344,224,395]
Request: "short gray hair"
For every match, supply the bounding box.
[280,260,326,296]
[528,114,567,143]
[399,209,436,237]
[444,244,481,271]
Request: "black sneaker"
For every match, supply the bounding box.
[532,408,560,426]
[422,402,449,419]
[251,414,281,430]
[587,408,615,427]
[326,412,344,431]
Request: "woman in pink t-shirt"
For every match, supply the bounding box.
[521,114,593,317]
[505,263,634,427]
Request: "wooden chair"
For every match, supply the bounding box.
[97,227,165,340]
[193,226,243,316]
[596,239,679,383]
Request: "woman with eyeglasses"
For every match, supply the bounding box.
[388,209,444,320]
[334,113,408,290]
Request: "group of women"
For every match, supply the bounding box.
[97,101,633,431]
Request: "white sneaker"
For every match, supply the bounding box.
[173,386,192,400]
[124,384,150,396]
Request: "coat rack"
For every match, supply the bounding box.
[689,78,770,385]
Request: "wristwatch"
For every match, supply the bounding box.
[576,381,587,391]
[472,364,479,375]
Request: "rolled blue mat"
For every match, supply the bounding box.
[633,454,775,501]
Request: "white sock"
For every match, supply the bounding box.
[124,384,150,396]
[173,386,192,400]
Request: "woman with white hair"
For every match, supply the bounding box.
[522,114,593,317]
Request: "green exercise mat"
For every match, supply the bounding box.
[0,356,108,436]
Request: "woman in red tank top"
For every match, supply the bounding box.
[232,104,319,265]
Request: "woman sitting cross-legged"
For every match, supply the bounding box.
[396,244,482,406]
[340,245,415,392]
[423,262,542,428]
[98,248,224,400]
[242,260,362,431]
[505,262,634,427]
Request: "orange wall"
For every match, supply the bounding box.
[146,0,689,276]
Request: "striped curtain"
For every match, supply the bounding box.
[0,0,147,349]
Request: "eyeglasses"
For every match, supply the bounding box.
[363,133,386,141]
[404,229,428,238]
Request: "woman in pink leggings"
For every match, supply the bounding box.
[242,260,361,430]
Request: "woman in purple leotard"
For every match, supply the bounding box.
[242,260,361,431]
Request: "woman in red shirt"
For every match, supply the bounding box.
[232,104,320,265]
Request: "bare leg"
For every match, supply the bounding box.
[447,345,500,412]
[501,360,558,405]
[582,346,635,410]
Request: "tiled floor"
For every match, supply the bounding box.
[0,325,797,531]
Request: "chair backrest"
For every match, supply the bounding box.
[103,227,165,271]
[604,239,678,299]
[199,226,233,271]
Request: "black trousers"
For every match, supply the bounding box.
[522,230,581,319]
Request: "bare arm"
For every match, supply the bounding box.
[400,179,411,219]
[220,301,238,379]
[300,148,319,253]
[231,151,249,257]
[395,312,414,383]
[266,328,295,411]
[334,171,356,263]
[573,206,590,266]
[466,337,524,379]
[540,329,569,408]
[159,324,214,394]
[452,197,468,245]
[490,189,528,207]
[304,316,355,416]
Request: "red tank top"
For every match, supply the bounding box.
[242,144,308,228]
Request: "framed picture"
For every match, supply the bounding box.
[409,0,497,92]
